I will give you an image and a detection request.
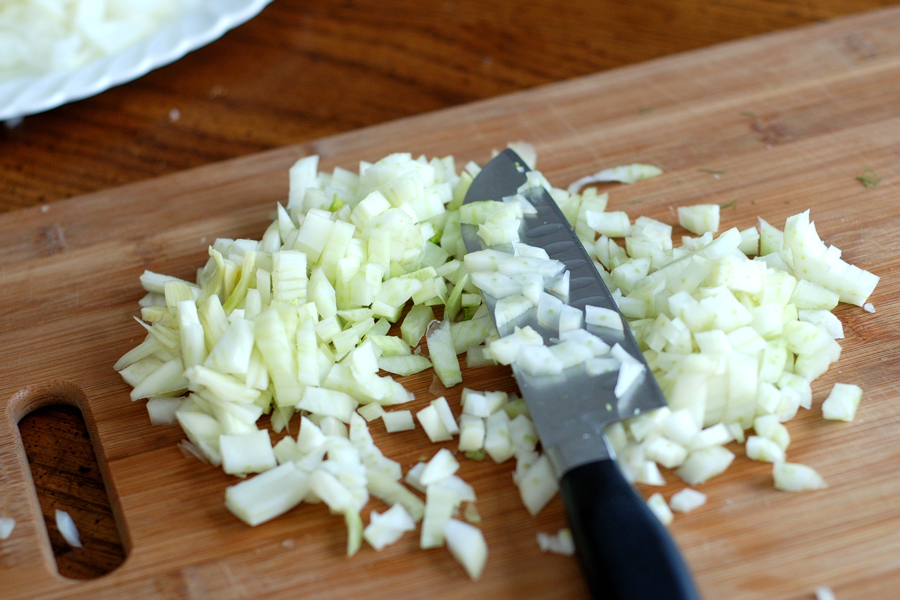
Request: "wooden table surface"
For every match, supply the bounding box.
[3,0,898,582]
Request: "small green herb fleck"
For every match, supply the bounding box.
[741,111,756,117]
[699,168,727,175]
[857,168,882,188]
[639,107,655,114]
[720,199,738,209]
[628,199,643,205]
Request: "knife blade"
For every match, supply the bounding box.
[462,148,700,600]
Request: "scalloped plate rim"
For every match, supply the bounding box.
[0,0,273,122]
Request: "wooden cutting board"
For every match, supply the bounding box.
[3,7,900,599]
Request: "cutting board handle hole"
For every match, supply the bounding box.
[12,381,128,580]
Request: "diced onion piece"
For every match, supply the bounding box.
[644,437,688,469]
[516,454,558,516]
[798,309,844,339]
[646,493,673,525]
[509,414,538,452]
[347,510,365,558]
[377,354,432,376]
[559,328,611,356]
[461,389,500,418]
[417,405,453,442]
[366,471,425,523]
[567,164,662,194]
[516,345,564,377]
[753,415,791,450]
[0,517,15,540]
[146,397,183,425]
[426,319,463,388]
[678,204,720,235]
[421,484,459,549]
[585,305,624,331]
[364,503,416,551]
[405,462,428,493]
[430,396,460,435]
[773,462,827,491]
[661,409,700,448]
[536,528,576,555]
[458,414,486,452]
[815,586,837,600]
[465,344,496,367]
[558,304,583,332]
[297,387,358,424]
[745,436,786,463]
[470,271,521,299]
[489,326,543,366]
[176,410,224,466]
[130,357,188,401]
[383,410,415,433]
[55,509,82,548]
[495,294,534,330]
[400,304,434,347]
[585,210,632,238]
[536,292,564,330]
[676,446,735,485]
[451,315,497,355]
[444,519,488,581]
[484,409,515,463]
[669,488,707,513]
[549,341,594,370]
[464,249,513,272]
[226,462,311,526]
[821,383,863,421]
[790,279,839,311]
[310,468,358,513]
[357,403,385,422]
[610,344,645,398]
[220,430,278,475]
[691,424,733,450]
[420,448,461,486]
[636,460,665,485]
[435,476,476,504]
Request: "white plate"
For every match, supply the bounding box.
[0,0,272,122]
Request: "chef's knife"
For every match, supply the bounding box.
[462,149,700,600]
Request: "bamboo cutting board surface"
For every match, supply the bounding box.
[2,7,900,599]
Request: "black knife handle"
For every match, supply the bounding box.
[559,459,701,600]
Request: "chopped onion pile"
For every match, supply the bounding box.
[0,0,184,81]
[461,157,876,506]
[117,143,877,578]
[117,148,532,578]
[588,200,876,500]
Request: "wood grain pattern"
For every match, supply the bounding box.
[2,5,900,599]
[2,0,899,211]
